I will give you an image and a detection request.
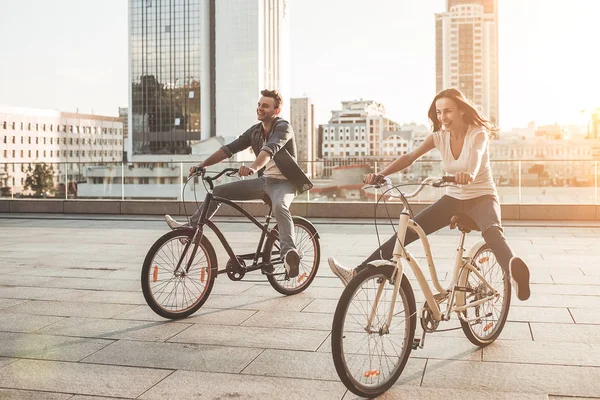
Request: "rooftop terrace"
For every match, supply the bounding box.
[0,215,599,399]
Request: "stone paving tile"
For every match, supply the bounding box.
[139,370,346,400]
[70,396,131,400]
[112,305,257,325]
[549,397,600,400]
[0,298,26,310]
[0,313,66,333]
[74,291,145,305]
[242,348,427,384]
[0,332,114,362]
[0,287,88,301]
[569,308,600,324]
[422,359,600,397]
[0,357,17,368]
[508,306,574,323]
[344,387,549,400]
[483,340,600,367]
[38,317,192,342]
[6,300,138,319]
[83,339,262,373]
[429,321,533,341]
[532,284,600,296]
[202,293,315,312]
[581,266,600,276]
[241,310,334,331]
[530,322,600,344]
[41,277,140,292]
[0,388,72,400]
[0,359,172,398]
[0,275,57,287]
[168,324,330,351]
[8,268,111,279]
[551,274,600,285]
[241,282,345,299]
[518,293,600,308]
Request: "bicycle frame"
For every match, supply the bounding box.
[367,178,501,331]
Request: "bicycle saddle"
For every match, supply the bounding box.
[450,213,480,233]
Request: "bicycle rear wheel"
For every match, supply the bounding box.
[459,244,511,346]
[141,229,217,319]
[331,265,416,398]
[263,217,320,295]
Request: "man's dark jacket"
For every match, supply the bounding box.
[220,117,313,194]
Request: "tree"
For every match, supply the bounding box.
[24,163,56,197]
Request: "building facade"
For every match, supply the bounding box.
[0,106,124,194]
[290,97,315,176]
[436,0,499,124]
[128,0,290,160]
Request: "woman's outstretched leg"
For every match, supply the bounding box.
[328,196,459,285]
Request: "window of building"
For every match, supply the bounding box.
[35,123,39,131]
[28,137,31,144]
[57,151,60,157]
[28,150,31,157]
[2,150,6,158]
[20,150,23,157]
[27,123,31,130]
[2,121,6,129]
[35,150,39,158]
[2,136,5,143]
[11,122,15,129]
[43,124,46,131]
[50,151,53,157]
[43,137,46,145]
[36,137,38,144]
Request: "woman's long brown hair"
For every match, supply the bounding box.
[428,88,499,134]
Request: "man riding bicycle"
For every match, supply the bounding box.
[165,89,313,278]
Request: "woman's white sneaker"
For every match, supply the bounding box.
[328,257,355,286]
[510,256,530,301]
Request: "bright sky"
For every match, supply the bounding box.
[0,0,598,130]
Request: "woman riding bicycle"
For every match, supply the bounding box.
[328,88,531,301]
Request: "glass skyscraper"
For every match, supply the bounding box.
[130,0,204,155]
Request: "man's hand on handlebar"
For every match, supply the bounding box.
[189,165,205,177]
[238,165,256,177]
[363,173,387,186]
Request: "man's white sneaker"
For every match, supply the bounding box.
[165,215,187,230]
[284,249,300,278]
[510,256,530,301]
[328,257,355,286]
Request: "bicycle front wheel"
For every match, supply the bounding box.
[331,265,416,398]
[141,229,217,319]
[459,244,511,346]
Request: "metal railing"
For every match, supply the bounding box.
[0,159,597,205]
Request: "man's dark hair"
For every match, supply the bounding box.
[260,89,283,109]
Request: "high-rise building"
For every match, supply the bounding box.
[290,97,315,176]
[128,0,290,159]
[436,0,499,125]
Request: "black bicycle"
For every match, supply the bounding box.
[141,167,321,319]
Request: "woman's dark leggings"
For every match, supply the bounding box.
[357,195,515,276]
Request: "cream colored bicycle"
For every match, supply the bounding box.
[331,176,511,398]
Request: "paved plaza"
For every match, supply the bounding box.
[0,214,600,399]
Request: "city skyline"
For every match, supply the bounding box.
[0,0,598,131]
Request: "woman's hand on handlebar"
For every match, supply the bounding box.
[455,171,474,185]
[363,173,387,186]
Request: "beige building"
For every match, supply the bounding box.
[0,105,123,195]
[436,0,499,124]
[290,97,316,176]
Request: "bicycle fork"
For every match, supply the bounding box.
[174,227,204,277]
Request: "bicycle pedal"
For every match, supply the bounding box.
[411,338,421,350]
